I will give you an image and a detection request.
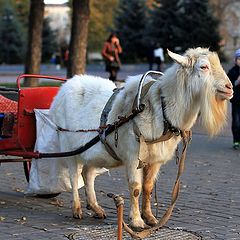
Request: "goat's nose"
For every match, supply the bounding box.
[225,82,233,89]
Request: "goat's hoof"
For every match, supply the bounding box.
[93,210,107,219]
[94,213,107,219]
[129,218,147,231]
[130,226,145,232]
[73,213,83,219]
[89,205,106,219]
[73,208,83,219]
[129,223,150,232]
[143,215,158,226]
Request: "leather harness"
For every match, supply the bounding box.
[99,80,186,166]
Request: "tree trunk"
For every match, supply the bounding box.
[67,0,90,78]
[24,0,44,87]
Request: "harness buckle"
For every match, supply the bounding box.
[173,128,181,136]
[114,123,118,147]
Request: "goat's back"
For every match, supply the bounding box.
[49,75,115,130]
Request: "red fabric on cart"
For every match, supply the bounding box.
[0,95,17,113]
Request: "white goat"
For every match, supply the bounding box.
[49,48,233,229]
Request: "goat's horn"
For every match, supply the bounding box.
[167,49,189,66]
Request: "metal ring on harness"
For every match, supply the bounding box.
[136,71,164,112]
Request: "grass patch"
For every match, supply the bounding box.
[0,81,63,88]
[0,83,17,88]
[39,81,63,87]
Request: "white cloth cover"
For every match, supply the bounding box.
[25,109,106,195]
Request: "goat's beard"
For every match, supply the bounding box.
[200,91,227,137]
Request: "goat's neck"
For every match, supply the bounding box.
[136,81,200,141]
[157,81,200,131]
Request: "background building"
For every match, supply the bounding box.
[44,3,70,46]
[210,0,240,60]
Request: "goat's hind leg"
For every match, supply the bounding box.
[69,158,83,219]
[82,166,106,219]
[142,162,161,226]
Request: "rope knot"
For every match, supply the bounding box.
[107,193,124,207]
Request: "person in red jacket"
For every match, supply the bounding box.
[102,33,122,82]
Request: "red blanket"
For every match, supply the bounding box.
[0,95,17,113]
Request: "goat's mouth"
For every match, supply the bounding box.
[216,88,233,100]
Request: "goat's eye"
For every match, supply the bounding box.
[200,65,209,70]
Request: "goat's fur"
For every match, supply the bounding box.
[49,48,233,228]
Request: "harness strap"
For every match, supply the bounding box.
[132,82,181,143]
[133,121,175,144]
[161,96,181,136]
[132,84,183,168]
[99,87,124,161]
[99,81,157,162]
[100,136,122,162]
[99,78,182,163]
[100,87,123,126]
[133,122,175,169]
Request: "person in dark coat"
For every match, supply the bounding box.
[146,42,155,70]
[227,48,240,149]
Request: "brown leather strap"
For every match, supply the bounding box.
[101,137,122,161]
[133,120,175,144]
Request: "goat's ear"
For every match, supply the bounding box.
[167,49,189,67]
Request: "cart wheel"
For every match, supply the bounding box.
[23,160,61,199]
[23,160,31,182]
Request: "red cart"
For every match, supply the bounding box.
[0,74,66,181]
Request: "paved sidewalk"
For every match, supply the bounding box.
[1,123,240,239]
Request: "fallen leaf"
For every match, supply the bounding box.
[15,188,24,193]
[6,172,13,176]
[50,199,64,207]
[32,226,48,231]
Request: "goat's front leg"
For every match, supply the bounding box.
[126,162,146,230]
[82,166,106,219]
[69,158,83,219]
[142,162,161,226]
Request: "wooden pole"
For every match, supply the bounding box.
[117,204,123,240]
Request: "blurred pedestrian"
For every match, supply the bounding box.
[63,49,69,68]
[227,48,240,149]
[146,41,155,70]
[55,52,61,70]
[101,33,122,82]
[154,45,164,72]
